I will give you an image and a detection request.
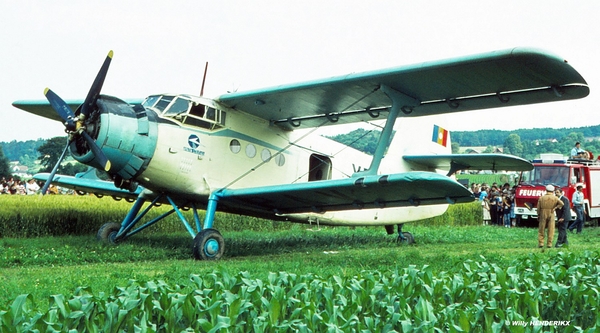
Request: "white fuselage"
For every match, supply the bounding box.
[137,95,451,226]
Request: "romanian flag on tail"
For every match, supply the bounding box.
[432,125,448,146]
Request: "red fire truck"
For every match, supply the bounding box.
[514,154,600,227]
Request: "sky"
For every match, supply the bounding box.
[1,0,598,142]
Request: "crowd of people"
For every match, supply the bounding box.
[470,182,516,227]
[0,177,43,195]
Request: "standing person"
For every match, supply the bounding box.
[482,197,491,225]
[537,185,563,248]
[26,179,40,195]
[502,192,512,228]
[569,185,585,233]
[488,188,498,225]
[555,188,571,248]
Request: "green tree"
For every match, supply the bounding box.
[503,133,523,157]
[451,141,460,154]
[0,145,11,179]
[37,136,88,176]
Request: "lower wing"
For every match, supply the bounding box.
[214,171,474,216]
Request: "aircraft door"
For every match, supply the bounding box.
[309,154,332,181]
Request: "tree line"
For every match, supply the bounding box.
[0,137,86,179]
[327,125,600,160]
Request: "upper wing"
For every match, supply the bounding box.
[216,48,589,130]
[403,153,533,175]
[34,172,141,199]
[12,98,144,122]
[214,171,474,216]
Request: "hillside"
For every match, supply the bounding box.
[452,124,600,146]
[0,138,45,166]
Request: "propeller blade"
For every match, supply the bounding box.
[80,50,113,118]
[40,139,70,195]
[44,88,76,128]
[81,131,111,172]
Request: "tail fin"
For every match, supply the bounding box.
[380,116,452,173]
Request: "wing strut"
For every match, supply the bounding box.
[355,84,419,176]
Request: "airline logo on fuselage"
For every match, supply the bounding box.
[184,134,205,156]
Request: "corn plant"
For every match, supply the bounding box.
[1,251,598,332]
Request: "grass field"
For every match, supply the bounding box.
[1,195,599,331]
[2,221,600,331]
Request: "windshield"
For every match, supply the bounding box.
[520,166,569,187]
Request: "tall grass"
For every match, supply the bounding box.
[0,195,483,238]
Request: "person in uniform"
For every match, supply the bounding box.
[537,185,563,248]
[554,187,571,248]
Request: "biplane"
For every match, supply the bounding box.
[12,48,589,260]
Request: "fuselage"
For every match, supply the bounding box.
[84,93,451,226]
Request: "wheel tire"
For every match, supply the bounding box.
[398,231,415,245]
[193,229,225,260]
[97,222,121,245]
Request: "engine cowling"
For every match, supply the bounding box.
[70,95,158,187]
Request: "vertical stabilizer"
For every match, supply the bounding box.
[380,115,452,174]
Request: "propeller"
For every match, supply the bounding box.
[40,51,114,193]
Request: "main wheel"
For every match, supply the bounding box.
[398,231,415,245]
[193,229,225,260]
[97,222,121,245]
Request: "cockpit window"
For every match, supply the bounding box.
[142,95,160,108]
[154,96,174,112]
[164,98,191,116]
[144,94,226,130]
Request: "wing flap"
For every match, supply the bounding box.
[403,154,533,172]
[216,48,588,130]
[215,171,474,215]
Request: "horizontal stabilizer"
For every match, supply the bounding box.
[403,154,533,174]
[34,172,141,199]
[12,98,144,122]
[215,171,474,215]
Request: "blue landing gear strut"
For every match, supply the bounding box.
[96,192,225,260]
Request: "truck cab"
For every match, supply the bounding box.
[514,153,600,227]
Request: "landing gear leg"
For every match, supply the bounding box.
[192,193,225,260]
[396,224,415,244]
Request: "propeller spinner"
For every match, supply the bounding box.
[41,51,114,193]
